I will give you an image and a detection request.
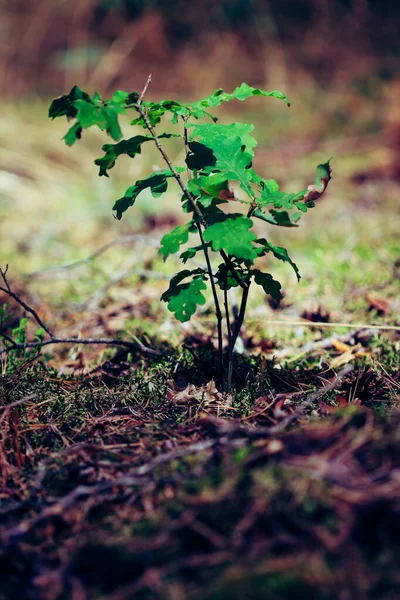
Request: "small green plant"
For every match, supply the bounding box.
[0,304,46,367]
[49,77,331,390]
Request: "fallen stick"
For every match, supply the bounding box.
[0,265,162,357]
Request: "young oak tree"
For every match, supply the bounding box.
[49,77,331,391]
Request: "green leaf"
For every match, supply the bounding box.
[48,85,92,119]
[35,327,46,341]
[159,222,193,260]
[188,123,257,198]
[110,90,130,105]
[252,172,328,226]
[94,133,180,177]
[132,99,215,128]
[101,105,125,141]
[125,92,140,105]
[256,179,306,209]
[74,91,127,141]
[131,99,191,128]
[191,82,290,111]
[187,173,233,208]
[161,270,207,322]
[255,239,300,281]
[63,122,82,146]
[95,135,151,176]
[185,141,217,171]
[179,248,197,263]
[215,263,248,290]
[50,87,131,145]
[113,167,185,219]
[252,208,299,227]
[203,214,257,261]
[303,160,333,203]
[254,161,332,224]
[295,201,309,213]
[189,122,257,155]
[12,317,29,345]
[130,83,288,128]
[179,244,209,264]
[252,270,282,301]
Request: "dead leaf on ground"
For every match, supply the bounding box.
[365,293,391,316]
[331,340,352,353]
[167,380,233,413]
[330,344,368,368]
[301,305,331,323]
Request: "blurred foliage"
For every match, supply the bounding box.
[0,0,398,98]
[93,0,400,52]
[96,0,257,41]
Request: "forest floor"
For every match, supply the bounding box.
[0,79,400,598]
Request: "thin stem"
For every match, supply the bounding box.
[229,288,239,323]
[0,337,162,357]
[223,283,233,392]
[138,73,152,105]
[196,224,223,384]
[182,115,192,181]
[136,104,204,223]
[231,279,251,351]
[0,267,55,339]
[135,81,224,382]
[0,330,18,348]
[219,251,248,290]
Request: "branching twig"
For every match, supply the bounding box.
[0,336,161,357]
[138,73,152,105]
[0,266,55,338]
[135,77,225,382]
[0,330,18,348]
[1,264,11,291]
[223,278,233,392]
[298,364,354,411]
[0,265,162,358]
[231,281,251,350]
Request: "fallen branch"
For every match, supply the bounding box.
[0,266,162,357]
[0,266,54,338]
[0,336,162,357]
[298,363,354,410]
[0,329,18,349]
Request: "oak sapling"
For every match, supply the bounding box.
[49,76,332,391]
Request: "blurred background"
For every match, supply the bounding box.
[1,0,399,98]
[0,0,399,352]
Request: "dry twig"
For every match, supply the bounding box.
[0,265,54,338]
[0,265,162,357]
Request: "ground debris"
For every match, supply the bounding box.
[0,361,400,599]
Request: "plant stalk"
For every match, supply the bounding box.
[223,282,233,392]
[196,224,224,385]
[231,280,251,351]
[136,100,224,382]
